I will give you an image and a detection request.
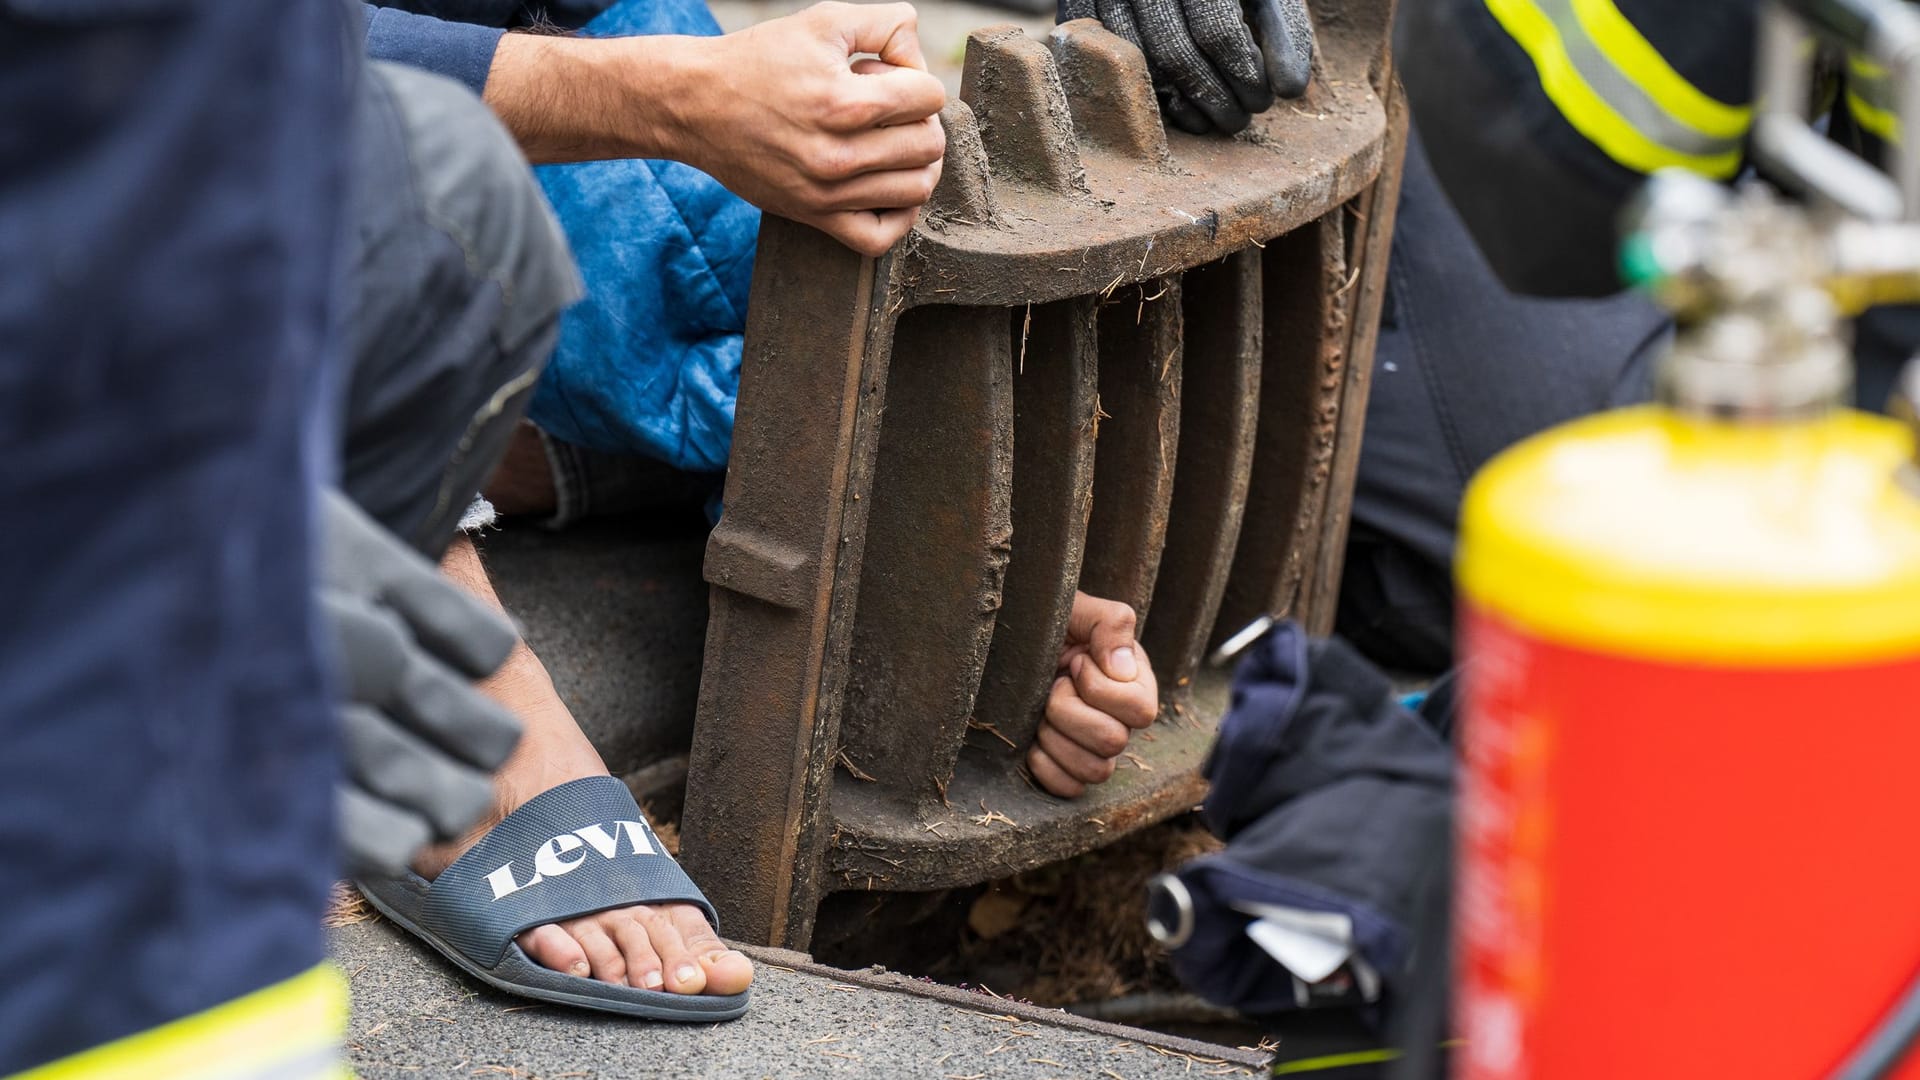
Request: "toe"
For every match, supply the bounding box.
[700,949,755,995]
[668,905,754,995]
[559,916,626,986]
[636,906,703,994]
[610,910,666,989]
[517,923,591,980]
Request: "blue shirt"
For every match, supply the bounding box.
[362,1,613,94]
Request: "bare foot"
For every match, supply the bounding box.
[419,536,753,996]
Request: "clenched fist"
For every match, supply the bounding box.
[1028,592,1161,798]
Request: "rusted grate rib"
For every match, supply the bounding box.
[840,305,1014,809]
[973,300,1099,755]
[1140,250,1264,710]
[1079,278,1181,630]
[683,0,1407,949]
[1212,216,1353,648]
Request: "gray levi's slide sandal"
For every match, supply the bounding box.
[355,775,750,1021]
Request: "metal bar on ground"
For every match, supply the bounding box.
[682,6,1405,951]
[681,217,881,947]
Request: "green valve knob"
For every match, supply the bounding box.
[1619,232,1663,290]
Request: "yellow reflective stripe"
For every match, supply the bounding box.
[1570,0,1750,138]
[1484,0,1745,178]
[1270,1048,1404,1074]
[1848,84,1900,141]
[1846,52,1898,142]
[1270,1042,1466,1074]
[11,965,346,1080]
[1851,54,1889,81]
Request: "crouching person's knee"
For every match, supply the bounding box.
[344,64,582,552]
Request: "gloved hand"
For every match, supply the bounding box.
[1058,0,1314,135]
[318,488,523,878]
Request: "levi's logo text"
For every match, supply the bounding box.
[486,821,657,901]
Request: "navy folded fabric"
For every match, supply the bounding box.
[1168,622,1454,1019]
[528,0,759,472]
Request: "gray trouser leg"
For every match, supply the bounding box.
[339,61,583,558]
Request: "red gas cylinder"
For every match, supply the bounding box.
[1454,403,1920,1080]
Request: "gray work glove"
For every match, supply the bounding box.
[319,488,523,878]
[1059,0,1313,135]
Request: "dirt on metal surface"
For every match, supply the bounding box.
[682,0,1405,951]
[934,816,1225,1007]
[826,668,1227,892]
[1079,279,1182,627]
[973,300,1101,752]
[900,13,1389,305]
[838,303,1016,811]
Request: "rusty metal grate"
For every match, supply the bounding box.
[682,0,1407,950]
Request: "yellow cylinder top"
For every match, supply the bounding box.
[1458,405,1920,665]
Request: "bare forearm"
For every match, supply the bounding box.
[479,2,947,256]
[483,32,704,165]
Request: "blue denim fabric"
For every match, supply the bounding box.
[528,0,760,472]
[364,4,504,95]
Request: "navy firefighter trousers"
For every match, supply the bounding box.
[0,1,355,1073]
